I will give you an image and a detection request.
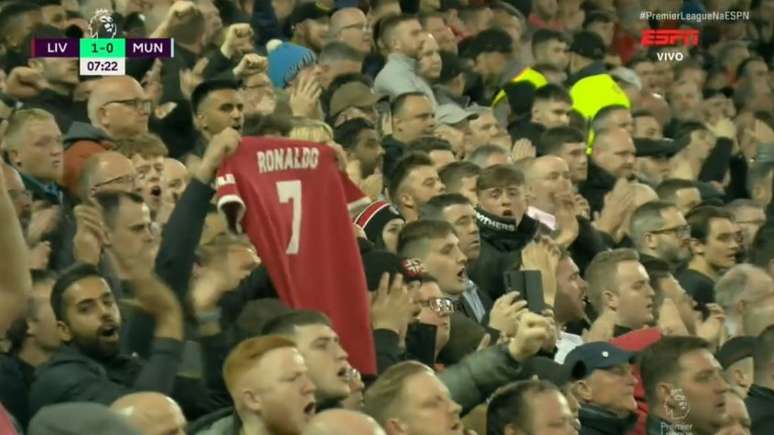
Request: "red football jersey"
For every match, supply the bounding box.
[216,137,376,374]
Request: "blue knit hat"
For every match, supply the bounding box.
[267,40,317,89]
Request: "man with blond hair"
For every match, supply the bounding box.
[195,336,317,435]
[3,109,64,204]
[585,249,656,340]
[363,361,464,435]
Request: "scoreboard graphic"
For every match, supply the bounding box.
[31,37,174,76]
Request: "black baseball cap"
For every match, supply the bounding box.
[634,138,682,158]
[570,30,606,61]
[362,250,427,292]
[565,342,635,380]
[716,336,755,369]
[289,1,332,28]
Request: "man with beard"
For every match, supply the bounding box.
[640,336,730,435]
[289,2,332,54]
[630,201,692,271]
[374,15,436,106]
[553,251,589,363]
[186,80,244,170]
[388,153,445,223]
[334,119,384,180]
[29,259,184,415]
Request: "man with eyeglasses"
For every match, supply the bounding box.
[330,8,373,56]
[415,277,454,361]
[630,201,692,272]
[78,151,139,202]
[63,76,150,196]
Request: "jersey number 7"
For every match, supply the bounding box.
[276,180,302,255]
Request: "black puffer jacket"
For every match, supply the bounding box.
[579,405,638,435]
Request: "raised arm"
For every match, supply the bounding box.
[0,165,31,333]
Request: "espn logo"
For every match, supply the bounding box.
[640,29,699,47]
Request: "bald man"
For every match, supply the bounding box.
[111,392,186,435]
[162,158,189,203]
[86,76,150,139]
[302,410,385,435]
[78,151,138,202]
[63,75,150,195]
[330,8,373,55]
[524,156,573,215]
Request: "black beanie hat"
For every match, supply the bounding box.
[354,200,404,249]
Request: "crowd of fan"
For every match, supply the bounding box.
[0,0,773,434]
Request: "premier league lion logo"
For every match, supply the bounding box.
[88,9,117,38]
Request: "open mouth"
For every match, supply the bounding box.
[150,185,162,197]
[337,367,349,381]
[450,421,462,432]
[99,323,119,339]
[303,401,316,417]
[457,268,466,282]
[502,209,513,217]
